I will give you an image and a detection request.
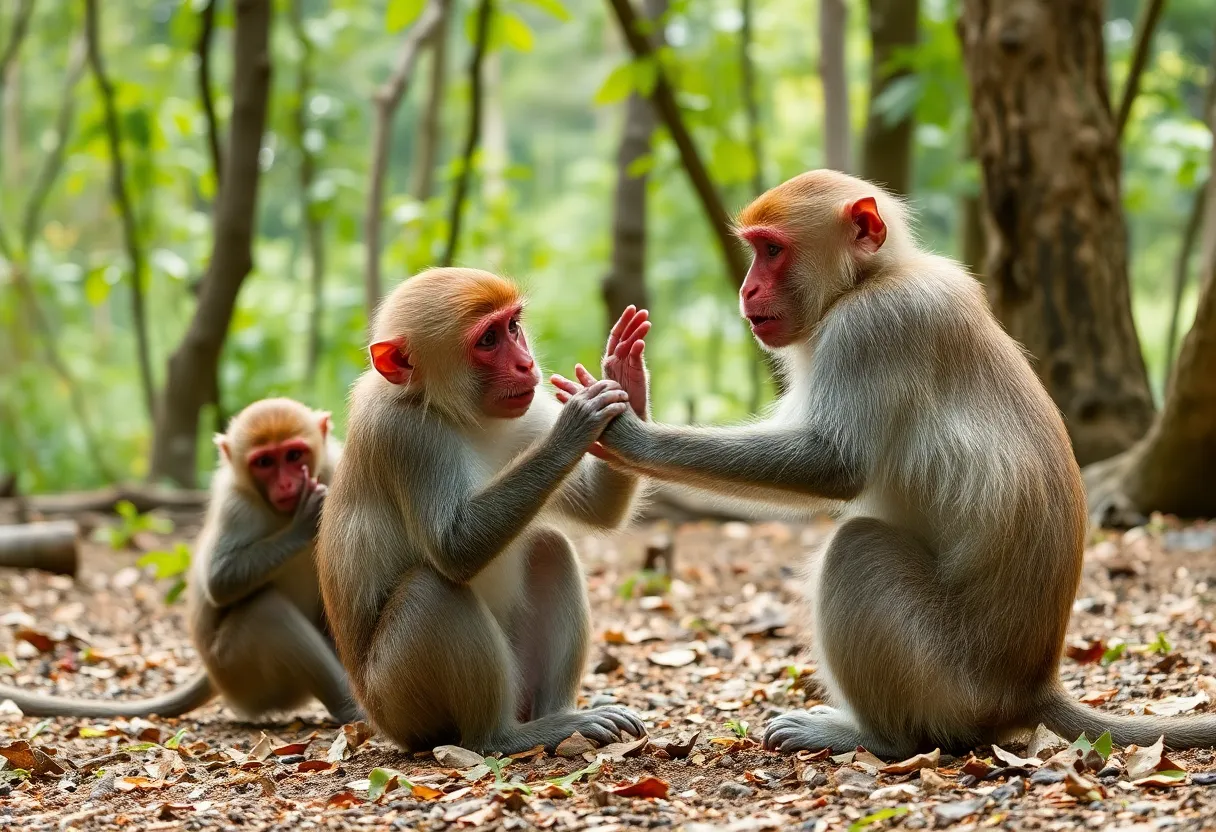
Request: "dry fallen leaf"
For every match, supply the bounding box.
[411,783,445,800]
[297,760,336,774]
[1027,724,1067,759]
[555,732,596,758]
[457,803,501,826]
[651,731,699,759]
[919,768,950,792]
[991,745,1042,768]
[1063,770,1104,800]
[248,732,274,761]
[880,748,940,774]
[0,740,64,777]
[852,747,885,774]
[1079,688,1119,705]
[647,648,698,668]
[115,776,167,792]
[960,754,995,778]
[13,628,58,653]
[595,736,648,761]
[434,745,485,768]
[1124,736,1185,780]
[1143,692,1209,716]
[1066,639,1106,664]
[606,776,669,798]
[325,791,361,809]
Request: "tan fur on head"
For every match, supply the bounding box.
[215,398,328,489]
[371,267,523,423]
[736,170,914,334]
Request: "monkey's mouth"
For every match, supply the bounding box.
[500,389,535,407]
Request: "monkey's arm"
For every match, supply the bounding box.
[204,504,317,608]
[552,458,642,529]
[412,422,592,585]
[600,410,863,501]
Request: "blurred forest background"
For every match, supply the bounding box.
[0,0,1213,515]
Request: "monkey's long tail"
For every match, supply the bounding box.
[0,671,215,718]
[1038,687,1216,749]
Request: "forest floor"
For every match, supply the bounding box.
[2,510,1216,831]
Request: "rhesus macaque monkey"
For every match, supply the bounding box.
[0,399,358,723]
[316,267,647,754]
[557,169,1216,756]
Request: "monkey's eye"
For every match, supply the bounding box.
[766,242,783,258]
[477,328,496,348]
[285,448,303,463]
[253,455,274,469]
[508,318,520,336]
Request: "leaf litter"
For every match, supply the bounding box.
[1,515,1216,828]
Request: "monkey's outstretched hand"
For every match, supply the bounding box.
[551,366,631,465]
[601,305,650,419]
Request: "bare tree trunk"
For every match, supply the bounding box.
[85,0,155,425]
[601,0,667,329]
[290,0,325,389]
[410,2,450,202]
[861,0,917,196]
[440,0,492,268]
[197,0,223,189]
[605,0,749,285]
[819,0,850,172]
[959,0,1154,466]
[1085,23,1216,522]
[364,0,447,319]
[1114,0,1166,140]
[149,0,273,487]
[1164,181,1207,382]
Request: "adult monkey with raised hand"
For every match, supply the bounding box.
[0,399,359,723]
[558,169,1216,756]
[316,268,647,754]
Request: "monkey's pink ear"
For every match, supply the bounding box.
[848,197,887,253]
[316,411,332,440]
[213,434,232,462]
[369,338,414,385]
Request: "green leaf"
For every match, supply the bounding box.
[1069,733,1093,754]
[502,12,534,51]
[848,807,910,832]
[118,742,159,752]
[28,719,50,739]
[516,0,571,21]
[368,767,411,800]
[594,62,635,106]
[138,543,192,580]
[123,108,152,149]
[0,768,30,782]
[1100,642,1126,665]
[871,75,922,129]
[164,578,188,606]
[725,718,749,738]
[385,0,425,33]
[626,153,654,178]
[483,755,510,782]
[633,57,657,97]
[545,759,602,795]
[77,726,112,738]
[164,727,188,749]
[1147,632,1172,655]
[115,500,138,520]
[0,654,16,668]
[84,267,111,305]
[1093,731,1113,760]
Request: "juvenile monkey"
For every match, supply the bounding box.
[316,267,647,754]
[0,399,358,723]
[559,169,1216,755]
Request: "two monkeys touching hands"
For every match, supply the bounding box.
[8,169,1216,758]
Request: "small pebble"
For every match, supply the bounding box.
[718,782,754,799]
[1193,772,1216,786]
[707,638,734,660]
[956,774,978,788]
[277,754,305,765]
[1030,767,1067,785]
[589,693,617,708]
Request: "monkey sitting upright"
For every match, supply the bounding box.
[0,398,359,723]
[558,169,1216,755]
[317,267,647,754]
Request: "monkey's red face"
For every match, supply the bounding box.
[739,226,799,348]
[468,304,539,419]
[247,439,315,513]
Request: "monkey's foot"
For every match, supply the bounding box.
[588,704,646,739]
[763,706,862,754]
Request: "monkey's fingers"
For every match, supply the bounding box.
[588,441,625,464]
[614,321,650,361]
[607,305,638,353]
[549,374,583,396]
[574,364,602,388]
[617,310,649,346]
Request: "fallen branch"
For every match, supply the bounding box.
[0,485,208,518]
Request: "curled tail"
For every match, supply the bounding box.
[1038,687,1216,749]
[0,671,214,718]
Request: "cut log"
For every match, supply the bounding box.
[0,520,80,575]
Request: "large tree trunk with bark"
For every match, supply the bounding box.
[1084,41,1216,522]
[149,0,273,487]
[959,0,1154,466]
[601,0,666,328]
[861,0,917,196]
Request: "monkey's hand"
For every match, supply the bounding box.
[550,377,630,450]
[293,468,327,536]
[601,306,650,419]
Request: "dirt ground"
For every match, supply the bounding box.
[3,510,1216,831]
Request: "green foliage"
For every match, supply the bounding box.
[1101,642,1127,666]
[138,542,192,604]
[617,569,670,599]
[367,767,412,801]
[1146,632,1173,655]
[93,501,175,550]
[545,759,602,795]
[724,718,749,738]
[848,807,910,831]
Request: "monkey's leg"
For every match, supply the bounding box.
[365,567,640,753]
[765,517,956,758]
[210,590,359,723]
